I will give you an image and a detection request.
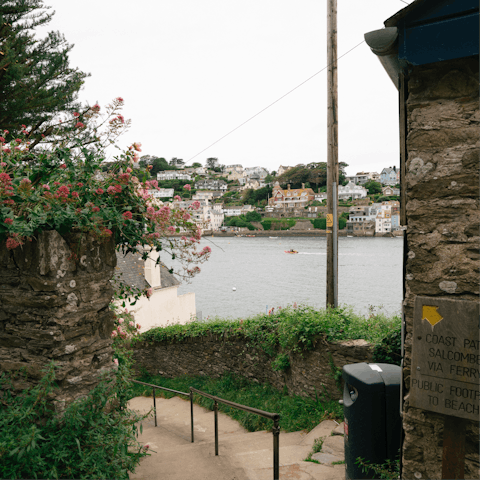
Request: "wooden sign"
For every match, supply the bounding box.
[410,296,479,421]
[326,214,333,227]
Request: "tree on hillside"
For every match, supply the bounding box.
[0,0,89,141]
[206,157,218,170]
[169,157,184,168]
[192,162,202,168]
[365,180,382,195]
[277,161,348,190]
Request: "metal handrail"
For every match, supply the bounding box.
[131,380,281,480]
[190,387,280,480]
[130,379,194,442]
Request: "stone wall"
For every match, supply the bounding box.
[402,57,479,479]
[0,230,117,412]
[132,335,372,400]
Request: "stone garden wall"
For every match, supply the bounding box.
[132,335,373,400]
[402,57,479,479]
[0,230,117,412]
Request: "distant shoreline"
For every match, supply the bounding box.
[167,230,402,238]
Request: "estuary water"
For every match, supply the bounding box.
[169,236,403,321]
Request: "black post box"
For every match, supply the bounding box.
[343,362,401,480]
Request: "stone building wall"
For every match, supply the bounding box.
[402,57,479,479]
[132,335,372,400]
[0,230,117,412]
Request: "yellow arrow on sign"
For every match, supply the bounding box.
[326,214,333,227]
[422,305,443,327]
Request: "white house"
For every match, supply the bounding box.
[225,164,243,173]
[157,171,192,181]
[337,181,368,200]
[244,166,268,179]
[151,188,174,199]
[195,179,228,192]
[114,249,196,331]
[223,205,255,217]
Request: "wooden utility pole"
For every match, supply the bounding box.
[326,0,339,308]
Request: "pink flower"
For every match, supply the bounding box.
[75,122,85,129]
[146,288,153,298]
[73,112,80,117]
[137,324,141,330]
[116,97,124,102]
[202,246,211,253]
[92,206,100,212]
[118,318,124,324]
[0,138,4,143]
[132,142,142,152]
[129,321,135,327]
[107,186,116,195]
[42,184,50,190]
[71,191,79,198]
[77,182,84,187]
[113,358,119,366]
[0,162,6,167]
[6,237,21,249]
[126,167,132,173]
[117,326,122,333]
[111,330,118,338]
[183,213,191,221]
[4,218,13,224]
[183,184,191,191]
[174,195,181,201]
[2,147,11,154]
[14,147,20,151]
[91,104,101,112]
[96,188,104,195]
[15,138,21,144]
[103,228,113,236]
[59,164,67,169]
[3,130,8,134]
[122,211,133,220]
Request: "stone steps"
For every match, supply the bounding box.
[128,396,346,480]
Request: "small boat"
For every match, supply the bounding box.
[284,249,298,254]
[269,236,278,239]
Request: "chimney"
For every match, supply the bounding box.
[288,184,291,190]
[302,183,305,189]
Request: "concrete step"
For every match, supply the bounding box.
[128,396,346,480]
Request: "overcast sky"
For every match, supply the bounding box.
[41,0,409,176]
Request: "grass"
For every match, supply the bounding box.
[128,372,343,433]
[304,436,325,463]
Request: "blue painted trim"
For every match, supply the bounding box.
[398,12,479,65]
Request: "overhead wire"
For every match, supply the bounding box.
[184,39,366,165]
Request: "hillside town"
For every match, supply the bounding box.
[141,157,402,236]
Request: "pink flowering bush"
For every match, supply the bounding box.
[0,99,211,302]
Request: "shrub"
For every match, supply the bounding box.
[0,360,149,479]
[261,220,272,230]
[245,211,262,222]
[313,218,326,229]
[372,325,402,366]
